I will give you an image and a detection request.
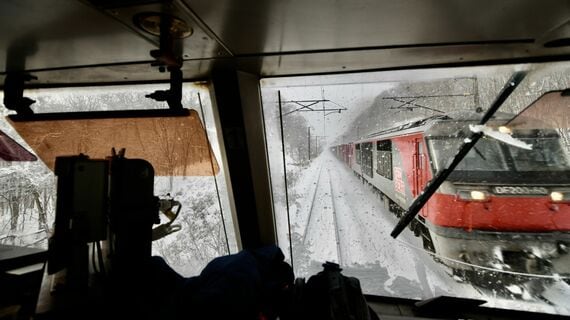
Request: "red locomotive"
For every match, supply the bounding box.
[333,111,570,278]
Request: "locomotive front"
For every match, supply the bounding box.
[422,112,570,277]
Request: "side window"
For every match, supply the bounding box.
[0,84,238,277]
[376,140,393,180]
[362,142,374,177]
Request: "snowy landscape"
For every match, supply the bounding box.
[286,150,570,315]
[261,62,570,316]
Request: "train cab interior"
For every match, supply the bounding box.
[1,0,570,319]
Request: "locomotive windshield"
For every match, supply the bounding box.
[428,132,570,174]
[510,136,570,171]
[428,137,508,171]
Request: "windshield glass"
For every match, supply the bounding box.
[428,134,570,172]
[261,61,570,316]
[429,137,508,171]
[511,137,570,171]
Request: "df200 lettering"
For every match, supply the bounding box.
[493,186,548,195]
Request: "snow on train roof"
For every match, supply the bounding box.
[343,111,518,145]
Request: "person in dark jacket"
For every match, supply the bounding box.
[141,245,294,320]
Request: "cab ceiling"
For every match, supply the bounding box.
[1,0,570,86]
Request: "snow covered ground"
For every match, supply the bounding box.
[285,150,570,316]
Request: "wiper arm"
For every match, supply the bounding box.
[390,71,526,239]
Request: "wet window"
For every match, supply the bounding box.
[510,137,570,171]
[0,84,237,276]
[361,142,374,178]
[261,62,570,316]
[428,137,508,171]
[376,140,393,180]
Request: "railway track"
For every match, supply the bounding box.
[327,169,343,266]
[302,164,343,265]
[328,168,381,255]
[301,166,323,245]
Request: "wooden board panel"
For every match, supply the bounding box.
[8,110,219,176]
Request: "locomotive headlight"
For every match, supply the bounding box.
[457,190,489,201]
[550,191,569,202]
[470,190,488,201]
[498,126,512,134]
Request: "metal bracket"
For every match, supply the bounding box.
[145,68,183,110]
[3,73,37,115]
[145,13,184,110]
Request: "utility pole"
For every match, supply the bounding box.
[308,127,311,161]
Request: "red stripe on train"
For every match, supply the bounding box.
[424,193,570,232]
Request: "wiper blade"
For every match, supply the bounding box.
[390,71,526,239]
[469,124,533,150]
